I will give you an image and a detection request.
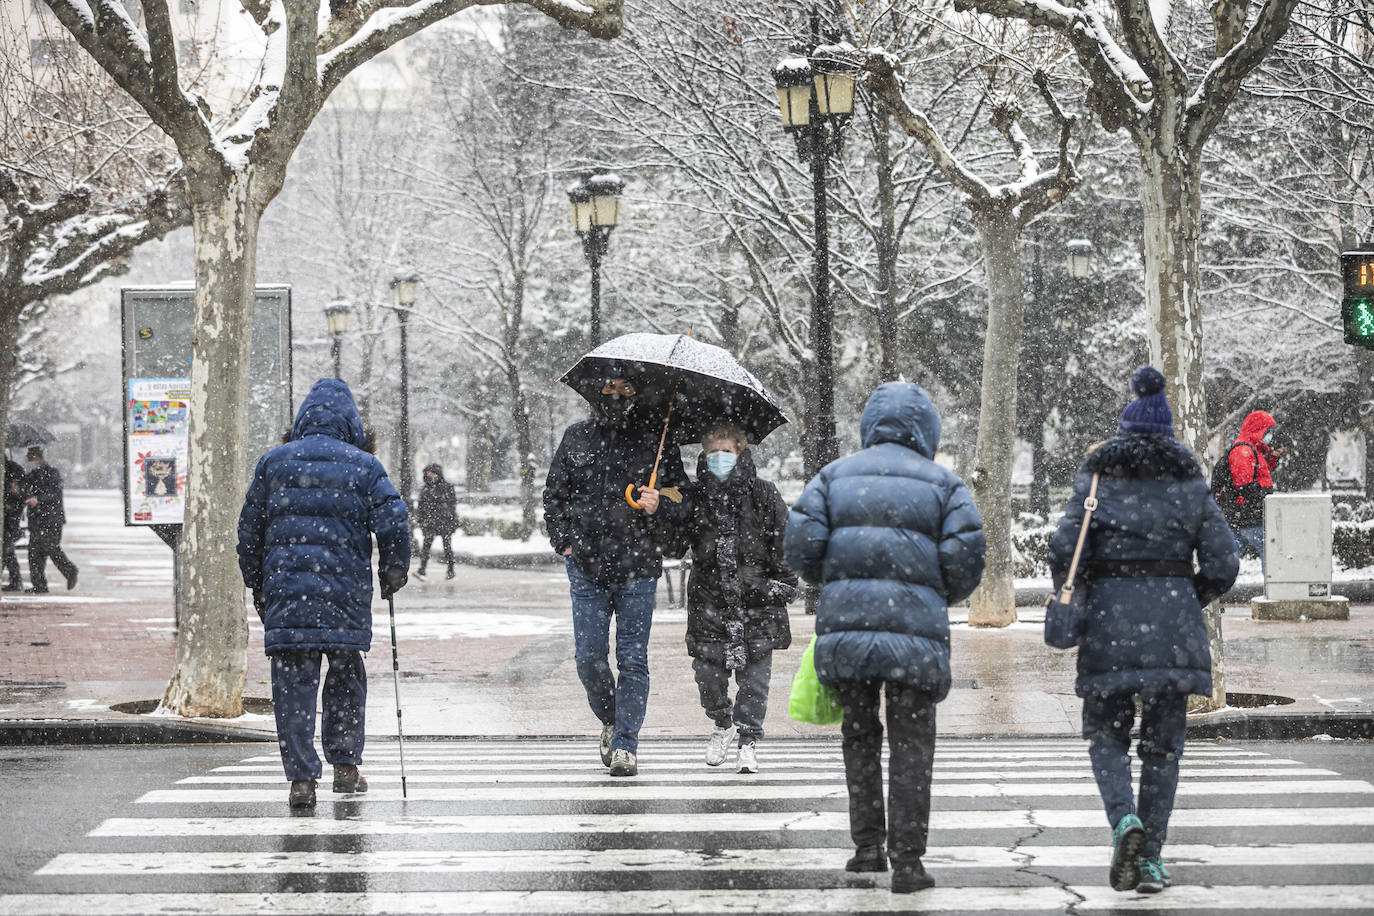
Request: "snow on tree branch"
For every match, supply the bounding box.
[1116,0,1186,97]
[1186,0,1302,148]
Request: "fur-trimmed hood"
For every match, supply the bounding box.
[1082,434,1202,481]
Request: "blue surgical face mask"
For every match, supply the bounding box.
[706,450,737,481]
[1262,428,1275,445]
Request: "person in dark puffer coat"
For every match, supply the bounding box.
[676,424,798,773]
[1049,366,1238,895]
[237,378,411,810]
[416,463,458,579]
[784,382,985,894]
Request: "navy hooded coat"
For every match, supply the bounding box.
[783,383,986,700]
[1049,434,1239,698]
[237,379,411,655]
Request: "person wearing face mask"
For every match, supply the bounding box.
[543,371,692,777]
[1220,410,1284,568]
[671,424,797,773]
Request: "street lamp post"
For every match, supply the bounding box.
[773,10,856,480]
[390,268,419,508]
[569,171,624,349]
[324,297,351,380]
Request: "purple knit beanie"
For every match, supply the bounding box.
[1118,366,1174,436]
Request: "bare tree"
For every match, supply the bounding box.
[951,0,1300,467]
[42,0,622,716]
[865,50,1079,626]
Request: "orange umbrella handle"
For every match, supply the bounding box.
[624,483,641,509]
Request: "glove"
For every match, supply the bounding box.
[380,568,408,599]
[251,588,266,624]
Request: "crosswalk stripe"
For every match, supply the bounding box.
[136,778,1374,804]
[5,886,1374,915]
[180,765,1340,784]
[236,747,1273,763]
[36,842,1374,876]
[212,755,1309,773]
[87,805,1374,838]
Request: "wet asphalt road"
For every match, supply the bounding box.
[1,738,1373,915]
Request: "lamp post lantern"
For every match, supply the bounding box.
[569,171,623,348]
[324,297,351,380]
[773,9,856,480]
[1066,238,1095,279]
[390,268,419,508]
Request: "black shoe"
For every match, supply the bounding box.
[446,566,455,580]
[23,586,48,594]
[332,764,368,794]
[289,779,317,809]
[64,568,78,590]
[845,845,888,873]
[2,582,21,592]
[891,859,935,893]
[415,566,427,579]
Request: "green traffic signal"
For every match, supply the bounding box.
[1344,297,1374,349]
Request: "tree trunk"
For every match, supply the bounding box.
[873,106,901,384]
[1026,245,1050,519]
[508,370,536,540]
[968,212,1024,627]
[1139,146,1207,462]
[0,300,21,542]
[161,166,259,718]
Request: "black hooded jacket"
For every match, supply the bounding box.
[416,463,458,536]
[676,448,797,660]
[543,416,691,584]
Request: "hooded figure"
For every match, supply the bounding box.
[1222,411,1282,566]
[237,378,411,810]
[416,463,458,579]
[784,382,985,894]
[1048,366,1239,894]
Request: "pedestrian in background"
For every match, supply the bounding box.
[1219,409,1284,568]
[784,382,985,894]
[23,446,77,593]
[674,423,797,773]
[415,463,458,580]
[237,378,411,810]
[543,372,691,778]
[4,457,26,591]
[1049,367,1238,894]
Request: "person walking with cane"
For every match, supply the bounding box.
[1048,367,1238,893]
[237,378,411,810]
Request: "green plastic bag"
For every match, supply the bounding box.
[788,634,843,725]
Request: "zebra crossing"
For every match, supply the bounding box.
[4,737,1374,914]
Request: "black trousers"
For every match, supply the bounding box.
[834,679,937,866]
[692,651,773,744]
[3,528,20,585]
[418,533,454,572]
[28,525,76,590]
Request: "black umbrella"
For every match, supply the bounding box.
[559,332,790,508]
[6,421,55,447]
[560,332,790,444]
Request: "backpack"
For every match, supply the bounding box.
[1212,441,1259,523]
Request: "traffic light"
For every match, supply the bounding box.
[1343,248,1374,350]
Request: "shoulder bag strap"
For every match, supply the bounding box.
[1056,473,1101,605]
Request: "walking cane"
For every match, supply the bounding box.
[387,594,408,799]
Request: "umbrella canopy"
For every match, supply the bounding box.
[559,332,789,445]
[6,420,55,447]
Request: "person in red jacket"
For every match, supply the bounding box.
[1223,410,1284,567]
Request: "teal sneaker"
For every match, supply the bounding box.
[1136,856,1171,893]
[1109,813,1146,891]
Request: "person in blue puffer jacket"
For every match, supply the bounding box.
[1049,366,1238,895]
[784,382,985,894]
[237,378,411,810]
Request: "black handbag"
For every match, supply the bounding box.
[1044,473,1099,649]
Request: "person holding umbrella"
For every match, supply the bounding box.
[3,456,26,591]
[23,446,78,593]
[543,369,692,778]
[673,422,797,773]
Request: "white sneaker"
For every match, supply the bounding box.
[609,748,637,777]
[705,725,733,767]
[737,741,758,774]
[599,724,614,767]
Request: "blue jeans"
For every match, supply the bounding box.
[1232,524,1265,569]
[1082,691,1187,858]
[565,556,656,755]
[270,649,367,782]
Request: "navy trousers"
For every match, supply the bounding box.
[1082,691,1188,858]
[270,649,367,782]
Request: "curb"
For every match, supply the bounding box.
[1185,713,1374,741]
[0,718,276,746]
